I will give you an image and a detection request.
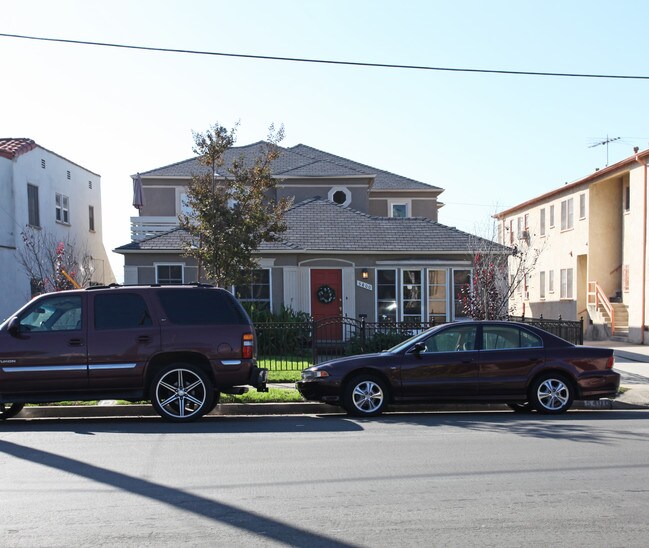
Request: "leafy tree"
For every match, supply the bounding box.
[179,123,292,287]
[19,228,94,294]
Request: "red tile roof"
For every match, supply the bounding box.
[0,138,37,159]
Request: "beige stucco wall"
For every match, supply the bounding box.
[588,176,623,298]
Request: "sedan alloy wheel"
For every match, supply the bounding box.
[531,374,573,414]
[343,375,388,416]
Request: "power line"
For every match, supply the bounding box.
[2,32,649,80]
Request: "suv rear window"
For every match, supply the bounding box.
[94,293,152,329]
[156,289,248,325]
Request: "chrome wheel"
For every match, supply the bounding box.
[0,402,24,420]
[151,365,213,422]
[532,375,573,414]
[343,376,387,416]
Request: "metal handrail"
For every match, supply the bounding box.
[587,281,615,334]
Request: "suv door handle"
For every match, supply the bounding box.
[137,335,151,343]
[68,338,84,347]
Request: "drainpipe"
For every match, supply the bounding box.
[635,153,647,344]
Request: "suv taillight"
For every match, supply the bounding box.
[242,333,254,359]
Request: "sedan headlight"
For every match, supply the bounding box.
[301,369,330,380]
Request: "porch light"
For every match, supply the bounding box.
[361,268,369,280]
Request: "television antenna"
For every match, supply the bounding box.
[588,135,621,166]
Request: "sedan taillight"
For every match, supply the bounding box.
[242,333,254,359]
[606,355,615,369]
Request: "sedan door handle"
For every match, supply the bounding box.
[68,338,84,347]
[137,335,151,343]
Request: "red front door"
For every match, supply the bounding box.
[311,269,343,341]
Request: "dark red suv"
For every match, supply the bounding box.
[0,284,267,422]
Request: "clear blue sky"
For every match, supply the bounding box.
[3,0,649,278]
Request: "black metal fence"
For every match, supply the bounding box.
[507,315,584,346]
[255,315,584,371]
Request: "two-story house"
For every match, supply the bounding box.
[0,138,115,320]
[116,143,499,325]
[495,146,649,343]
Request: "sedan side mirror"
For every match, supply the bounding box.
[410,341,426,355]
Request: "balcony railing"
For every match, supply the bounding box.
[130,216,179,241]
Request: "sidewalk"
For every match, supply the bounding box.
[588,340,649,407]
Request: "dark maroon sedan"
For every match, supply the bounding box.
[296,321,619,416]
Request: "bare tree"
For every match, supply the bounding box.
[18,227,95,295]
[460,224,544,320]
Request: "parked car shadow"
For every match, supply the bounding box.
[357,409,649,445]
[0,414,364,435]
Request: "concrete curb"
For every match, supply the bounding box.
[15,398,648,419]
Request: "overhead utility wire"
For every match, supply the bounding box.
[2,32,649,80]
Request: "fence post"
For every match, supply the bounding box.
[359,314,367,353]
[579,316,584,345]
[311,319,317,364]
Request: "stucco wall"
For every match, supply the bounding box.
[588,176,623,298]
[0,147,115,319]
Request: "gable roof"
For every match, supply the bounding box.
[116,198,503,255]
[138,141,441,192]
[0,138,37,159]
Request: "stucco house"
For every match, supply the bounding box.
[495,146,649,343]
[0,138,115,320]
[115,143,497,325]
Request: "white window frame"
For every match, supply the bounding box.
[155,263,184,285]
[540,208,546,237]
[560,198,574,231]
[539,271,546,300]
[560,268,573,299]
[388,199,411,218]
[55,193,70,224]
[548,270,555,293]
[579,193,586,220]
[233,268,272,312]
[88,205,95,232]
[328,186,352,207]
[376,268,398,322]
[549,204,555,228]
[27,183,40,227]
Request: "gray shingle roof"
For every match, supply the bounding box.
[138,142,440,192]
[116,198,503,254]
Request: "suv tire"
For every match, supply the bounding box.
[151,363,214,422]
[0,402,25,420]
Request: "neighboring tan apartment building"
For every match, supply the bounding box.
[0,138,115,320]
[495,147,649,343]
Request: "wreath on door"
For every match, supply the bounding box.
[316,284,336,304]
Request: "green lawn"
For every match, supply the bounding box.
[259,357,309,383]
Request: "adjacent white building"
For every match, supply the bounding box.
[496,147,649,344]
[0,138,115,320]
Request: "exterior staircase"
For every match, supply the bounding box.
[587,281,629,341]
[610,302,629,340]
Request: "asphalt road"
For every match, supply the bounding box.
[2,410,649,547]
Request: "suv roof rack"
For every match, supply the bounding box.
[85,282,215,291]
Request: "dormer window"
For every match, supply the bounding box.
[388,199,411,218]
[328,186,351,207]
